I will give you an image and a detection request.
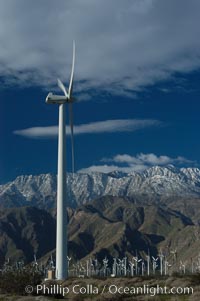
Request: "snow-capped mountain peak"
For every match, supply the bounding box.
[0,166,200,209]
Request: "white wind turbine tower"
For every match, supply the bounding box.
[146,250,150,276]
[46,41,76,280]
[152,256,159,275]
[133,253,142,276]
[158,249,164,276]
[170,249,177,264]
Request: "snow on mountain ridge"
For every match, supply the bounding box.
[0,166,200,208]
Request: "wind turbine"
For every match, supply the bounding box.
[158,249,164,276]
[146,249,150,276]
[152,256,159,275]
[45,41,75,280]
[129,261,135,277]
[133,254,142,276]
[170,249,177,264]
[46,42,76,175]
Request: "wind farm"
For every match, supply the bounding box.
[0,0,200,300]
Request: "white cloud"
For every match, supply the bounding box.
[13,119,160,138]
[79,164,148,174]
[111,153,169,165]
[79,165,131,174]
[79,153,194,174]
[0,0,200,95]
[111,153,193,166]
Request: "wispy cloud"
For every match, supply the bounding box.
[0,0,200,95]
[13,119,160,138]
[79,153,194,174]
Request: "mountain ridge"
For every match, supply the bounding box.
[1,165,200,209]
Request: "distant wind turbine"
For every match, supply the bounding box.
[158,249,164,276]
[170,249,177,264]
[45,41,76,280]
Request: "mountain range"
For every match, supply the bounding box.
[1,166,200,266]
[0,196,200,267]
[1,166,200,209]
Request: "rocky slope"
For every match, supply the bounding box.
[1,196,200,266]
[67,196,198,263]
[0,206,56,264]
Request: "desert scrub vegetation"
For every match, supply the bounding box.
[0,270,42,295]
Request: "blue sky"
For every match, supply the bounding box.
[0,0,200,183]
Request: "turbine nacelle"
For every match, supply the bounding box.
[46,92,68,104]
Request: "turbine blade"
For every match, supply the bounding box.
[69,102,75,175]
[57,78,68,97]
[68,40,75,99]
